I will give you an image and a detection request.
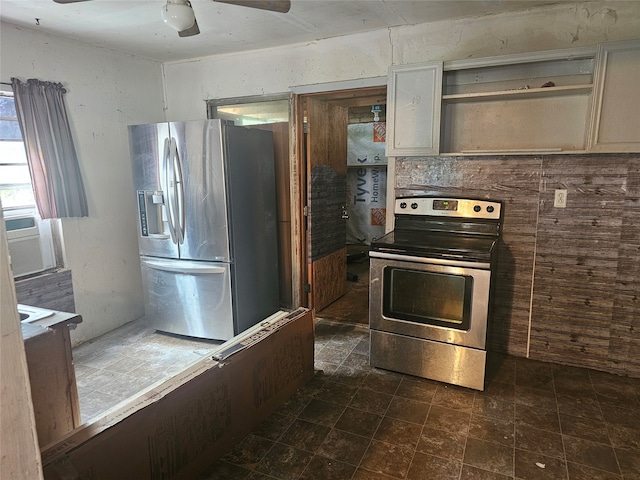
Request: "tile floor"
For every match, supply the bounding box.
[198,318,640,480]
[73,319,222,422]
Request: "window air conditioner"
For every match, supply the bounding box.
[5,214,55,277]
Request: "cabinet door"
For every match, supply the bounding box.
[588,39,640,152]
[386,62,443,156]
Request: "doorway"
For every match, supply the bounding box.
[297,86,387,324]
[206,87,389,323]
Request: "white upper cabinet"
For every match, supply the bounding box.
[385,40,639,156]
[588,39,640,153]
[386,62,443,157]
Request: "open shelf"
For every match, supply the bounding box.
[440,53,596,154]
[442,84,593,102]
[440,87,593,154]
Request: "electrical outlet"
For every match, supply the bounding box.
[554,189,567,208]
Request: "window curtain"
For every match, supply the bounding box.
[11,78,88,219]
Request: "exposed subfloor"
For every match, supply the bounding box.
[73,319,222,423]
[199,318,640,480]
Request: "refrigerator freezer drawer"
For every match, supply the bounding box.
[141,257,234,341]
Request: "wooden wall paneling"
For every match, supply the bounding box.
[493,233,537,356]
[307,163,347,310]
[311,86,386,108]
[292,94,306,308]
[610,157,640,375]
[308,169,348,261]
[15,269,75,313]
[306,97,348,310]
[491,171,542,357]
[395,156,541,357]
[529,156,628,371]
[312,248,347,312]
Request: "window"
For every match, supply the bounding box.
[0,93,34,208]
[1,91,59,278]
[208,95,290,126]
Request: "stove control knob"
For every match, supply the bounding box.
[400,202,407,209]
[473,205,481,212]
[486,205,495,213]
[411,202,418,209]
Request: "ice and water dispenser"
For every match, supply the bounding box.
[137,190,168,238]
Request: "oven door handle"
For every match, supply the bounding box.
[369,250,491,270]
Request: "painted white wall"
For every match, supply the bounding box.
[161,29,392,120]
[0,23,165,344]
[390,2,634,65]
[162,1,640,119]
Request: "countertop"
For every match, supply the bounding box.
[19,304,82,342]
[21,322,53,342]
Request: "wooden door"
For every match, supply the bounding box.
[306,97,348,311]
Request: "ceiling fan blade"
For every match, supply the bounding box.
[213,0,291,13]
[53,0,91,3]
[178,17,200,37]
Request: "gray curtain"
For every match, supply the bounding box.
[11,78,88,219]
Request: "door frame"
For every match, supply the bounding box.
[292,84,388,310]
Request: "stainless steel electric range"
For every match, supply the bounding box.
[369,197,502,391]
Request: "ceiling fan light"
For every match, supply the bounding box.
[161,2,196,32]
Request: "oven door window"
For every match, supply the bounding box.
[383,267,473,330]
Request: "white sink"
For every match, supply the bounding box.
[17,304,55,323]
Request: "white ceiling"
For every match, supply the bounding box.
[1,0,560,62]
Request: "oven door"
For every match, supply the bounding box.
[369,252,491,350]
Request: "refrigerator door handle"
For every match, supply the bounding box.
[163,137,178,244]
[172,137,186,244]
[141,258,226,275]
[166,137,184,245]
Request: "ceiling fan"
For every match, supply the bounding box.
[52,0,291,37]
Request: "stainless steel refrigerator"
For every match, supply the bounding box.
[128,119,279,340]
